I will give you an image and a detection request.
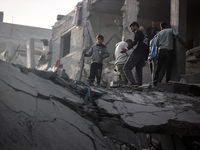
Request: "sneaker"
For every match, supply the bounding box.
[129,83,138,88]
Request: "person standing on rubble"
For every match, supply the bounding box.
[121,21,149,87]
[153,21,188,86]
[146,21,160,44]
[83,34,110,86]
[148,31,159,82]
[115,39,133,86]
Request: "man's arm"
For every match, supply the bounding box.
[173,29,188,48]
[173,29,186,44]
[121,30,141,53]
[127,31,141,50]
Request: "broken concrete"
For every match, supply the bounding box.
[1,60,200,149]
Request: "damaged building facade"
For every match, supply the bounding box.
[0,1,200,150]
[0,11,52,67]
[48,0,200,85]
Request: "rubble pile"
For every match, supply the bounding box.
[0,60,200,150]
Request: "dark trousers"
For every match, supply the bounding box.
[154,49,173,85]
[89,63,103,85]
[124,53,145,86]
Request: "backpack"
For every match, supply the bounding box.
[150,32,159,59]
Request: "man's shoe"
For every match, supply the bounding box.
[129,83,138,88]
[86,79,94,86]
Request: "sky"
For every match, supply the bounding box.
[1,0,81,29]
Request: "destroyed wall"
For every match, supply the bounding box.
[185,0,200,75]
[50,1,124,83]
[89,13,122,60]
[0,21,52,66]
[50,2,90,80]
[50,11,82,66]
[50,0,200,85]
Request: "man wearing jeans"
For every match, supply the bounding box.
[153,21,188,86]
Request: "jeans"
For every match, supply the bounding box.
[154,49,173,85]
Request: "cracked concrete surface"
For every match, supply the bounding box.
[0,60,200,150]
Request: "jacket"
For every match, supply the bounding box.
[127,30,149,60]
[115,41,133,65]
[85,44,110,64]
[156,28,186,50]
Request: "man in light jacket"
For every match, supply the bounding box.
[153,21,188,86]
[115,39,133,85]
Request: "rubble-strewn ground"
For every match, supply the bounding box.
[0,60,200,150]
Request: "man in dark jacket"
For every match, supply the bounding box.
[146,21,160,44]
[121,21,149,86]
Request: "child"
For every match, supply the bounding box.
[84,35,110,85]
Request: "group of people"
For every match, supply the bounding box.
[83,20,188,87]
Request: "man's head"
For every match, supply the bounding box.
[96,34,104,45]
[151,21,157,28]
[125,39,133,46]
[160,21,168,30]
[129,21,139,32]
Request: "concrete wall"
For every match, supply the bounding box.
[50,12,76,66]
[0,22,52,52]
[137,0,170,31]
[50,1,123,81]
[0,22,52,66]
[50,2,90,79]
[89,12,122,60]
[50,0,200,84]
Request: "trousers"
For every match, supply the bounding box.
[124,53,145,86]
[88,62,103,85]
[154,49,173,85]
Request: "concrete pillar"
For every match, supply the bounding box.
[170,0,187,81]
[122,0,139,41]
[0,12,3,22]
[27,38,35,68]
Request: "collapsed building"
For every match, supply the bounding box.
[0,0,200,150]
[0,11,52,68]
[47,0,200,85]
[0,59,200,150]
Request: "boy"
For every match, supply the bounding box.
[84,35,110,86]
